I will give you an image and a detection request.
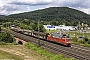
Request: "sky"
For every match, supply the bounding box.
[0,0,90,15]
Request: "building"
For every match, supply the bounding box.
[43,25,77,31]
[43,25,57,30]
[57,25,77,30]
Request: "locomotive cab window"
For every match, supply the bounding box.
[66,39,70,42]
[62,34,67,38]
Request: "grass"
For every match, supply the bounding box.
[0,41,18,45]
[25,42,74,60]
[0,45,49,60]
[46,30,59,33]
[0,50,23,60]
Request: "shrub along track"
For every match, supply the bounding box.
[7,30,90,60]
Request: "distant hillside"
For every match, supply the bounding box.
[0,15,5,17]
[8,7,90,25]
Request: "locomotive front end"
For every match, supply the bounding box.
[66,38,71,46]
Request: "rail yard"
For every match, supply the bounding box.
[5,28,90,60]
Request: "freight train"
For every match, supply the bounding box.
[10,27,71,46]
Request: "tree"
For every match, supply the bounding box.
[0,26,1,33]
[0,32,14,43]
[32,23,46,32]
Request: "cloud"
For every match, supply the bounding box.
[0,0,90,15]
[0,0,52,15]
[11,10,23,14]
[50,0,90,8]
[0,10,8,15]
[0,0,20,15]
[1,5,19,11]
[79,8,90,14]
[9,0,52,6]
[11,6,31,14]
[27,6,30,11]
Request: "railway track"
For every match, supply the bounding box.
[4,30,90,60]
[40,40,90,60]
[72,44,90,53]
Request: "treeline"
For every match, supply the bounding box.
[0,18,46,32]
[13,20,46,32]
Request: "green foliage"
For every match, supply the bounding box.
[0,17,14,23]
[88,39,90,44]
[32,23,46,32]
[31,23,38,31]
[84,38,88,42]
[83,43,90,47]
[20,23,32,30]
[78,40,85,44]
[0,32,14,43]
[71,37,78,42]
[1,7,90,26]
[15,19,46,32]
[39,24,46,32]
[21,19,31,25]
[0,42,7,45]
[25,42,74,60]
[0,26,1,33]
[65,31,90,47]
[8,7,90,26]
[46,30,59,33]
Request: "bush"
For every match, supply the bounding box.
[78,40,85,44]
[71,37,78,42]
[83,43,90,47]
[84,38,88,42]
[0,32,14,43]
[88,39,90,44]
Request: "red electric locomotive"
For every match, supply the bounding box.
[10,26,71,46]
[46,32,71,46]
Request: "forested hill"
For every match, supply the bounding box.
[0,15,5,17]
[8,7,90,25]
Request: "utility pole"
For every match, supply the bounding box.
[78,21,81,37]
[0,26,1,33]
[79,21,80,32]
[38,19,40,47]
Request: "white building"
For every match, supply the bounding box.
[57,25,77,30]
[43,25,56,30]
[43,25,57,30]
[43,25,77,30]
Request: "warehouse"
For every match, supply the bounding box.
[43,25,77,30]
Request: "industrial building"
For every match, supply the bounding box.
[43,25,77,30]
